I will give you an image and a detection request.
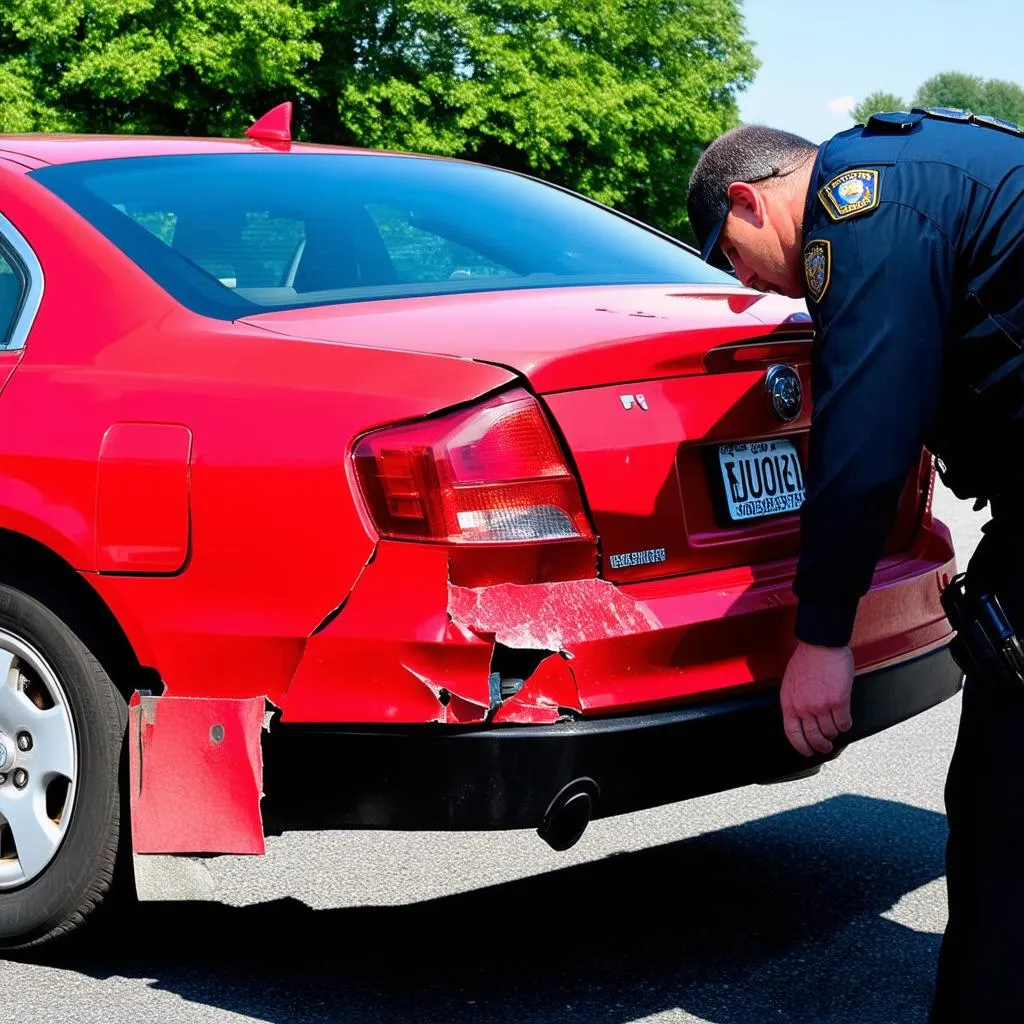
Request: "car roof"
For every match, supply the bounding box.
[0,134,446,167]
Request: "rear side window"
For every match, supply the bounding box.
[31,153,736,319]
[0,246,26,345]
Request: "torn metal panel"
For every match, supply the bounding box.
[401,662,490,724]
[282,541,495,722]
[128,693,266,856]
[286,546,658,726]
[448,578,661,651]
[491,655,581,723]
[311,541,378,636]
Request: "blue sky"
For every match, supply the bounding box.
[737,0,1024,143]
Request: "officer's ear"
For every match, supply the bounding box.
[725,182,765,228]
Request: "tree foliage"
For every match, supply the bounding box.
[913,72,987,114]
[0,0,320,136]
[0,0,759,237]
[852,72,1024,126]
[851,91,905,125]
[971,76,1024,126]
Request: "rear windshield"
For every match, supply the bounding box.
[30,153,735,319]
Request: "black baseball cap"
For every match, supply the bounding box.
[687,125,820,269]
[688,187,731,268]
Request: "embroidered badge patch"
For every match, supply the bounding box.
[818,168,880,221]
[804,239,831,303]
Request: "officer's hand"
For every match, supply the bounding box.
[780,641,855,757]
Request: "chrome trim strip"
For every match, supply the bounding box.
[0,211,43,352]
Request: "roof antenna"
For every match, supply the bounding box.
[245,102,293,145]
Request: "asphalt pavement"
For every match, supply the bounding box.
[0,484,989,1024]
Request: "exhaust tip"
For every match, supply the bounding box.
[537,778,598,852]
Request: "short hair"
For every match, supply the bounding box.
[687,124,818,265]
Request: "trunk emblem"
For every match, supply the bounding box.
[620,394,648,411]
[765,365,803,422]
[609,547,666,568]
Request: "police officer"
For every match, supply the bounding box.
[686,110,1024,1022]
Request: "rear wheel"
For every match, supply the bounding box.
[0,585,127,951]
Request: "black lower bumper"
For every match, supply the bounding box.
[261,645,962,835]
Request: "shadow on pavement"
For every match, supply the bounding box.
[48,794,948,1023]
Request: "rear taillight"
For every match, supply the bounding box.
[353,389,595,545]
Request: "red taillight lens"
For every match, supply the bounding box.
[353,389,595,544]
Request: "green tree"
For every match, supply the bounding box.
[913,72,987,113]
[978,78,1024,125]
[0,0,759,238]
[851,90,905,124]
[305,0,759,237]
[0,0,320,135]
[852,72,1024,127]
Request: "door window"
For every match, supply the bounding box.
[0,248,25,346]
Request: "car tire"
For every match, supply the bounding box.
[0,584,128,952]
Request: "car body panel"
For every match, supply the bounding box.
[283,522,955,723]
[0,135,417,167]
[128,692,266,855]
[241,285,796,395]
[544,381,929,584]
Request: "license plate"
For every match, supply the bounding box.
[717,440,805,522]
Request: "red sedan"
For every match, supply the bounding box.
[0,108,960,950]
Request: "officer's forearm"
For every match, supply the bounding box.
[793,478,907,648]
[794,594,861,648]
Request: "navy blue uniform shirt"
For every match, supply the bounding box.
[794,110,1024,647]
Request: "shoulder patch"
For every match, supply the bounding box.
[818,168,880,221]
[804,239,831,304]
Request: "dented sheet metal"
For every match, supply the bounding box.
[491,655,581,723]
[286,558,662,725]
[448,578,661,651]
[400,662,491,723]
[282,542,497,723]
[128,693,266,855]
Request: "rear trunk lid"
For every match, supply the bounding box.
[243,285,929,582]
[240,284,791,393]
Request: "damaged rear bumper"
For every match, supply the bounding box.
[261,643,962,834]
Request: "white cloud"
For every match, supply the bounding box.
[825,96,856,116]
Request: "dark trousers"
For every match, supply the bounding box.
[930,519,1024,1022]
